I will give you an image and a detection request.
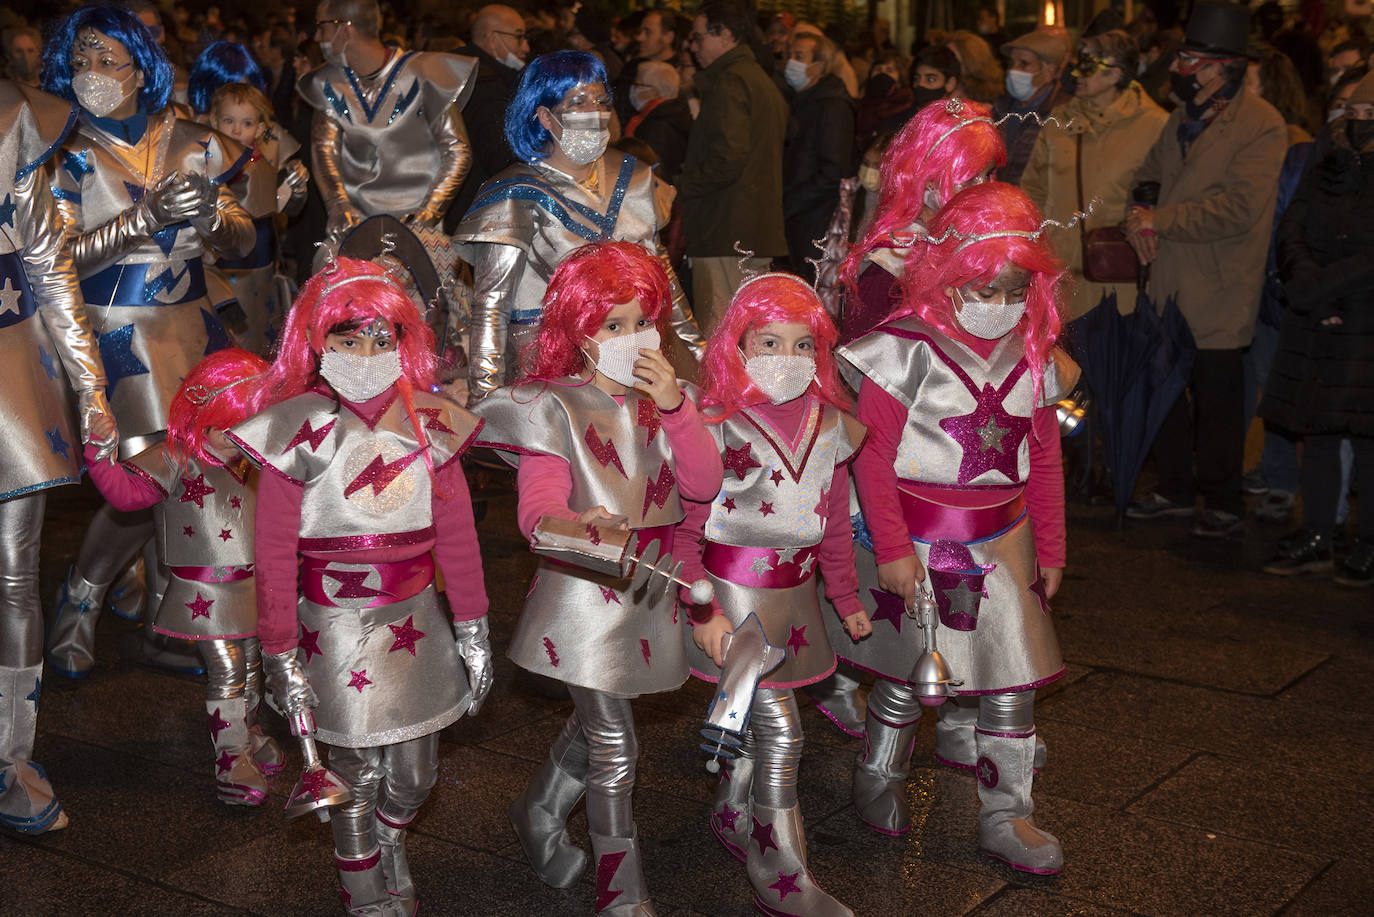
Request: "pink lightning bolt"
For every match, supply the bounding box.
[343,448,426,498]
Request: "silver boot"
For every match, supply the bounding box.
[935,699,1046,772]
[590,830,657,916]
[243,640,284,775]
[208,697,267,806]
[852,688,919,835]
[709,754,754,863]
[975,730,1062,874]
[46,566,109,679]
[510,751,590,887]
[106,554,146,621]
[801,668,866,738]
[0,663,66,833]
[336,848,404,916]
[375,811,417,916]
[747,803,853,917]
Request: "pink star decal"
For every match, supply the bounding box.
[298,768,335,801]
[635,398,661,446]
[722,442,762,481]
[751,815,779,855]
[595,851,627,912]
[869,588,906,633]
[785,624,809,656]
[758,501,775,516]
[182,525,195,538]
[769,468,784,486]
[584,424,626,477]
[814,487,830,518]
[769,870,802,902]
[218,528,233,542]
[206,706,231,741]
[387,614,427,655]
[347,670,373,693]
[640,638,651,667]
[1028,572,1052,616]
[343,448,425,498]
[298,625,323,663]
[285,418,335,452]
[717,804,739,832]
[642,461,676,517]
[598,585,622,605]
[722,497,737,513]
[938,380,1032,485]
[186,592,214,620]
[229,496,242,509]
[215,750,237,774]
[179,473,215,508]
[543,636,560,667]
[324,569,384,601]
[414,406,455,436]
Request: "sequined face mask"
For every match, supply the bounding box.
[954,291,1027,340]
[73,69,138,117]
[586,327,660,387]
[744,353,816,404]
[319,349,402,402]
[555,110,611,166]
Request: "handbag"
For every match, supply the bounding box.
[1076,133,1138,284]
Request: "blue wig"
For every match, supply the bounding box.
[42,5,173,115]
[189,41,268,115]
[505,51,610,163]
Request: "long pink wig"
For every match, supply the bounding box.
[842,99,1006,294]
[167,348,269,471]
[699,273,850,422]
[520,241,671,382]
[896,182,1066,398]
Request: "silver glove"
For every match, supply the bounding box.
[453,617,493,716]
[284,159,310,193]
[141,172,203,228]
[262,648,319,738]
[78,388,119,463]
[181,171,220,221]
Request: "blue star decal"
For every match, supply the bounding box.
[201,307,231,355]
[46,427,69,459]
[26,676,41,706]
[38,344,59,381]
[123,181,144,203]
[151,225,183,256]
[63,149,94,183]
[0,193,15,227]
[98,323,149,392]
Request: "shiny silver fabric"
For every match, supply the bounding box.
[935,695,1047,771]
[452,616,493,714]
[510,714,590,888]
[0,494,45,667]
[853,677,922,835]
[0,662,64,832]
[46,561,118,678]
[566,685,637,838]
[198,637,245,700]
[457,154,704,398]
[205,694,266,806]
[334,847,396,917]
[589,829,656,916]
[801,666,866,738]
[974,699,1062,874]
[741,688,803,809]
[263,647,317,719]
[747,803,854,917]
[242,637,283,775]
[709,753,754,862]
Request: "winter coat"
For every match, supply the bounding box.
[630,96,692,186]
[783,73,856,277]
[678,44,789,257]
[1132,86,1287,350]
[1261,128,1374,437]
[1021,83,1169,320]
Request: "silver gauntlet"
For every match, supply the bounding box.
[262,648,319,737]
[453,617,493,716]
[78,388,118,462]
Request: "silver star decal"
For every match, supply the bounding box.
[941,580,982,616]
[0,277,22,316]
[798,554,816,574]
[978,416,1010,453]
[750,556,775,575]
[775,547,800,564]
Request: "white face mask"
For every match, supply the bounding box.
[587,327,660,387]
[784,58,813,91]
[1005,68,1037,101]
[73,69,137,118]
[955,291,1027,340]
[745,353,816,404]
[319,349,403,402]
[322,31,350,69]
[554,110,610,165]
[504,51,525,71]
[629,85,655,112]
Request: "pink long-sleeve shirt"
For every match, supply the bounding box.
[83,443,164,511]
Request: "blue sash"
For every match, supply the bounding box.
[80,258,208,307]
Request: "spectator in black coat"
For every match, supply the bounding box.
[251,25,298,128]
[624,60,691,184]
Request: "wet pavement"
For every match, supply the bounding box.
[2,472,1369,916]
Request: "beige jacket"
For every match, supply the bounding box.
[1022,83,1169,320]
[1132,87,1287,350]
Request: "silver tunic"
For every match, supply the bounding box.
[473,379,690,696]
[455,154,705,398]
[823,319,1079,694]
[51,109,254,455]
[124,446,257,640]
[0,81,106,501]
[685,399,864,689]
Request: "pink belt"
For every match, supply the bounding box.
[170,564,254,583]
[634,525,675,554]
[299,554,435,608]
[898,485,1026,543]
[702,541,818,589]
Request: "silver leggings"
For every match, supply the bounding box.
[872,676,1036,735]
[197,639,247,701]
[0,494,45,668]
[564,685,637,838]
[328,733,441,859]
[74,502,153,586]
[734,688,805,808]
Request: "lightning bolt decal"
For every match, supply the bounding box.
[584,424,626,478]
[343,448,426,498]
[642,460,676,518]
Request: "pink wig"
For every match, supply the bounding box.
[167,348,269,471]
[896,182,1066,397]
[520,241,671,382]
[699,273,850,422]
[842,99,1006,294]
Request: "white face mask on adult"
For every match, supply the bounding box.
[73,69,138,117]
[745,353,816,404]
[319,350,403,402]
[587,327,660,387]
[1005,68,1037,101]
[555,110,610,165]
[784,59,813,91]
[955,291,1027,340]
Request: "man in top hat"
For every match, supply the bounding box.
[994,25,1074,185]
[1124,1,1287,537]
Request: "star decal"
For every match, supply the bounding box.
[344,449,425,498]
[298,625,323,663]
[785,625,810,656]
[749,555,774,576]
[758,501,775,516]
[0,193,14,227]
[976,755,999,788]
[37,345,59,381]
[387,614,427,655]
[179,473,215,508]
[186,593,213,619]
[869,588,906,633]
[0,277,25,317]
[938,579,983,624]
[98,323,149,392]
[598,585,622,605]
[347,669,373,692]
[642,460,676,518]
[797,554,816,575]
[814,487,830,518]
[775,547,800,564]
[717,804,740,832]
[769,871,802,902]
[635,398,661,445]
[229,496,242,509]
[722,442,762,481]
[595,850,627,912]
[584,423,626,477]
[215,750,237,774]
[206,706,231,741]
[938,382,1032,485]
[769,468,784,486]
[721,497,737,513]
[285,418,335,452]
[62,149,93,183]
[1028,572,1052,616]
[183,525,196,537]
[751,816,779,855]
[297,769,334,801]
[46,427,70,459]
[218,528,233,542]
[25,677,41,706]
[201,306,232,354]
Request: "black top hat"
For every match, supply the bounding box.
[1180,2,1253,59]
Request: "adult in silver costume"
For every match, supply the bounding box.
[0,78,115,835]
[42,4,254,679]
[454,51,704,402]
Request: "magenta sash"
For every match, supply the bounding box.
[170,564,255,583]
[702,541,818,589]
[898,485,1026,543]
[299,554,435,609]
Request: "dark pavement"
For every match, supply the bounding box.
[2,472,1370,917]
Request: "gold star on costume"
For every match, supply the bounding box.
[0,278,22,316]
[978,416,1010,452]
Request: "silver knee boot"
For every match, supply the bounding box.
[747,803,853,917]
[374,810,417,916]
[336,848,404,917]
[0,663,66,832]
[710,754,754,862]
[852,679,921,835]
[510,715,590,887]
[590,829,657,916]
[974,692,1061,874]
[206,696,267,806]
[935,698,1046,772]
[801,667,866,738]
[46,566,109,679]
[242,639,284,775]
